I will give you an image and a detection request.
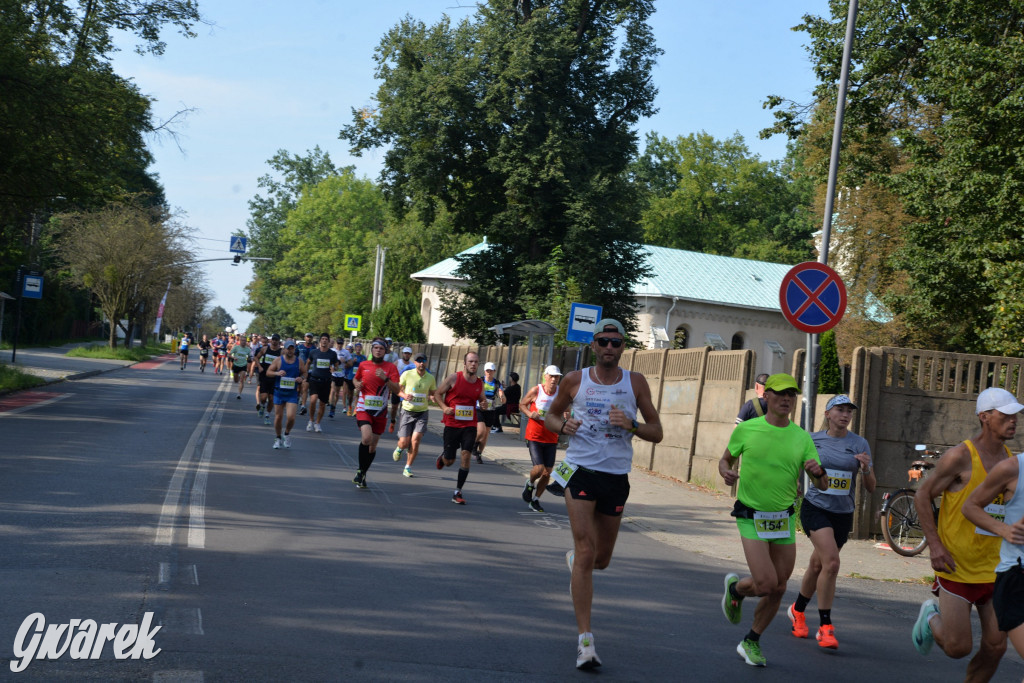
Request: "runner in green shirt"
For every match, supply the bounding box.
[392,353,437,477]
[717,373,827,668]
[229,338,252,400]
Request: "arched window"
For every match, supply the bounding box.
[421,298,432,339]
[673,325,689,349]
[731,333,744,350]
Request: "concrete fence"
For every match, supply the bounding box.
[409,341,1024,540]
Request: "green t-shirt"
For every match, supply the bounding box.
[727,417,820,512]
[399,369,436,412]
[230,345,251,367]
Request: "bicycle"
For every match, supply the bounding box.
[878,444,942,557]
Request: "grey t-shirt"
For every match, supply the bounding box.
[804,430,871,514]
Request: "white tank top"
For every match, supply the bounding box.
[564,368,637,475]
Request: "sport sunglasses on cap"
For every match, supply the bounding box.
[595,337,623,348]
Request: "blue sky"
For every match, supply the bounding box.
[112,1,830,332]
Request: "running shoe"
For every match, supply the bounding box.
[547,481,565,497]
[306,421,314,432]
[403,467,414,478]
[816,624,838,649]
[452,491,466,505]
[314,423,322,433]
[389,421,395,433]
[912,599,939,655]
[576,634,601,670]
[475,453,483,464]
[393,447,402,461]
[329,407,335,418]
[236,395,241,400]
[522,481,535,503]
[283,435,292,448]
[354,472,368,489]
[722,573,742,625]
[256,403,262,414]
[435,454,444,470]
[273,437,282,450]
[736,639,766,667]
[263,414,271,425]
[787,604,808,638]
[490,426,498,434]
[299,405,307,416]
[529,499,544,513]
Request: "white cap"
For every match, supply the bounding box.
[402,346,413,354]
[976,387,1024,415]
[484,362,496,371]
[543,365,563,376]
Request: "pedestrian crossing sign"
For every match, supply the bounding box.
[229,236,247,253]
[344,314,361,332]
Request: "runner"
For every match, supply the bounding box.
[213,333,227,374]
[473,361,504,462]
[296,333,316,416]
[346,342,367,416]
[392,352,436,478]
[229,336,252,400]
[304,333,336,434]
[787,395,875,649]
[718,373,827,668]
[351,338,401,489]
[266,339,305,449]
[434,352,489,505]
[329,338,351,419]
[197,334,211,373]
[178,332,190,370]
[389,346,416,433]
[910,387,1020,681]
[254,334,282,425]
[541,319,662,670]
[520,365,563,513]
[963,448,1024,668]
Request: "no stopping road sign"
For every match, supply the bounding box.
[779,262,846,334]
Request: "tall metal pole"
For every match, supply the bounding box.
[804,0,858,430]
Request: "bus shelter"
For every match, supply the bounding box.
[488,319,557,393]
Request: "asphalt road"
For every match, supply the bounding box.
[2,357,1024,681]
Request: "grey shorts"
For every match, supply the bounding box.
[397,409,428,437]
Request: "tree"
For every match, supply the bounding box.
[201,306,235,335]
[631,132,816,263]
[340,1,660,342]
[162,272,211,336]
[766,1,1024,355]
[56,197,193,348]
[818,329,843,394]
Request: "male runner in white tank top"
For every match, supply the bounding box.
[543,318,663,671]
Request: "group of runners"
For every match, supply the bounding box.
[173,320,1024,677]
[720,374,1024,681]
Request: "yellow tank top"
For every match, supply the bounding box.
[936,439,1009,584]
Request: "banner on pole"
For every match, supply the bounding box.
[152,283,171,335]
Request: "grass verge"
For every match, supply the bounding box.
[66,343,172,362]
[0,363,47,392]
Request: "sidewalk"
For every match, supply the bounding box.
[2,343,137,384]
[432,419,935,584]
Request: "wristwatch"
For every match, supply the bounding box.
[628,419,639,434]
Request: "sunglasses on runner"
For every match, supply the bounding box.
[595,337,624,348]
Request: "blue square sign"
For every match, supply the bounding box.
[567,303,602,344]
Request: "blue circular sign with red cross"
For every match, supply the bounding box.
[779,262,847,334]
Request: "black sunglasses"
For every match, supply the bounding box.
[769,389,798,398]
[595,337,624,348]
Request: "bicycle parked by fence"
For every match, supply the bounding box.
[878,444,942,557]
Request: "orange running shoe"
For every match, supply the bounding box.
[787,604,809,638]
[816,624,838,649]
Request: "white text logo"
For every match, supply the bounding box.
[11,612,162,673]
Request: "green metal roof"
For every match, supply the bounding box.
[411,242,795,313]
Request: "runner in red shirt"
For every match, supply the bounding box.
[351,337,401,489]
[434,352,489,505]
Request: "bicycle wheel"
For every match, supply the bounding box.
[882,490,928,557]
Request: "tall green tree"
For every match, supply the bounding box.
[340,0,660,343]
[766,1,1024,355]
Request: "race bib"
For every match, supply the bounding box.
[753,510,790,540]
[454,405,474,421]
[279,377,296,390]
[316,358,330,369]
[976,501,1006,536]
[363,395,385,411]
[825,469,853,496]
[551,460,579,488]
[410,392,427,406]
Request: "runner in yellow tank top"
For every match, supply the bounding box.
[911,387,1022,681]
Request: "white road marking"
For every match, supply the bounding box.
[155,381,228,546]
[158,607,204,635]
[187,404,225,549]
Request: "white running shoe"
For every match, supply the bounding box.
[403,467,414,478]
[576,633,601,670]
[283,435,292,448]
[273,437,282,450]
[314,423,322,433]
[306,421,314,432]
[393,447,403,461]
